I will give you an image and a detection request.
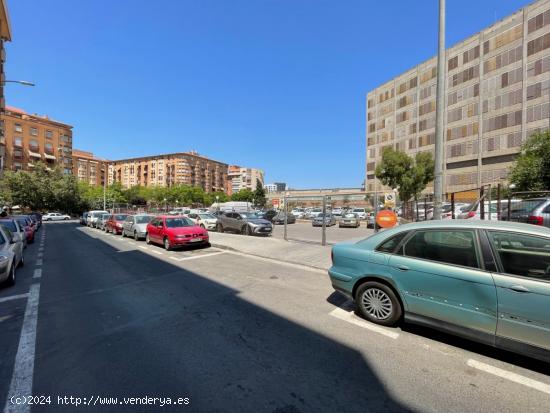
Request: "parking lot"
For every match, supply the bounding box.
[271,220,375,244]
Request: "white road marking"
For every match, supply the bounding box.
[224,250,326,274]
[170,251,226,262]
[466,359,550,395]
[329,307,400,339]
[37,252,43,259]
[0,293,29,304]
[37,247,44,252]
[128,242,137,246]
[138,246,148,250]
[149,250,163,255]
[4,283,40,413]
[35,259,43,267]
[33,269,42,279]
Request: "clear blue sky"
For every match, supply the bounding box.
[5,0,529,189]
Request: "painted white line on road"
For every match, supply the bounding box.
[138,246,148,250]
[37,252,43,259]
[33,268,42,279]
[3,283,40,413]
[0,293,29,304]
[38,247,44,252]
[35,259,43,267]
[149,249,163,255]
[128,242,137,246]
[173,251,226,262]
[466,359,550,395]
[169,256,180,261]
[329,307,399,339]
[224,250,326,274]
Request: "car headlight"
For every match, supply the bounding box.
[0,255,8,263]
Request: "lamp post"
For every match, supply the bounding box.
[103,166,107,211]
[215,195,219,215]
[163,198,167,212]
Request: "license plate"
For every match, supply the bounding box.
[190,238,202,242]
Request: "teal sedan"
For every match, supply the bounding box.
[329,220,550,362]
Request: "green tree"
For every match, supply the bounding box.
[253,181,266,208]
[509,131,550,191]
[231,188,254,202]
[375,147,434,202]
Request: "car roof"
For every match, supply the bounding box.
[393,219,550,236]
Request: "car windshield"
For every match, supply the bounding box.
[239,213,259,219]
[114,214,128,220]
[317,213,330,218]
[198,214,216,219]
[353,209,364,212]
[135,216,153,224]
[165,217,194,228]
[344,213,357,218]
[101,214,110,219]
[16,219,28,228]
[0,221,17,232]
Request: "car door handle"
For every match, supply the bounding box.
[396,265,410,271]
[508,285,530,293]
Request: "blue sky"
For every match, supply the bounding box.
[5,0,529,188]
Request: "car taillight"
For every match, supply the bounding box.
[467,211,476,218]
[528,215,544,225]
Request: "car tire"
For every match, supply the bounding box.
[64,217,69,220]
[18,255,24,267]
[121,230,126,238]
[146,234,151,245]
[134,231,139,241]
[355,281,402,327]
[217,224,224,233]
[6,262,15,286]
[200,224,205,229]
[164,237,171,251]
[242,225,251,236]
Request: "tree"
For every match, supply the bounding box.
[231,188,254,202]
[375,147,434,202]
[509,131,550,191]
[253,181,266,208]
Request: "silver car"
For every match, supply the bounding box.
[312,213,336,227]
[187,213,218,230]
[87,210,109,228]
[122,214,154,240]
[0,218,27,249]
[0,225,24,286]
[98,213,111,231]
[339,213,361,228]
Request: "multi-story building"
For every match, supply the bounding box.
[264,182,287,193]
[72,149,109,186]
[0,0,12,174]
[108,151,227,192]
[0,105,73,174]
[366,0,550,194]
[226,165,264,195]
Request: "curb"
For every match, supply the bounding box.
[210,242,329,272]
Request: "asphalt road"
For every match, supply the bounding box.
[0,222,549,412]
[271,220,375,244]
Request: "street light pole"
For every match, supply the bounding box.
[433,0,446,220]
[103,167,107,211]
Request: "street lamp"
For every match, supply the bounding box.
[215,195,219,215]
[163,198,167,212]
[2,80,35,86]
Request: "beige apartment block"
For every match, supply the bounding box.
[72,149,109,187]
[108,151,228,192]
[226,165,265,195]
[0,106,73,174]
[366,0,550,195]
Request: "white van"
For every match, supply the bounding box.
[87,210,109,228]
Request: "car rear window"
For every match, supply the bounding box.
[165,218,194,228]
[114,214,128,220]
[135,216,153,224]
[0,221,17,232]
[376,231,409,253]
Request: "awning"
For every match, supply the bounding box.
[28,150,41,158]
[44,153,56,160]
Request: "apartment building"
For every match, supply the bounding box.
[264,182,287,193]
[366,0,550,194]
[226,165,264,195]
[0,106,73,174]
[108,151,227,192]
[72,149,109,186]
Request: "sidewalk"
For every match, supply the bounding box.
[209,232,332,270]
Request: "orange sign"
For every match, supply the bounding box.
[272,199,280,207]
[376,210,398,228]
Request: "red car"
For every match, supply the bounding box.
[11,216,35,243]
[146,215,209,250]
[105,214,129,235]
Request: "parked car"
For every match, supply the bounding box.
[187,212,218,230]
[80,212,89,225]
[169,207,192,215]
[332,208,343,217]
[11,216,35,244]
[366,212,376,228]
[43,212,71,221]
[312,213,336,227]
[146,215,209,250]
[329,220,550,363]
[307,208,323,219]
[256,210,278,222]
[440,203,470,219]
[351,208,367,219]
[0,225,24,286]
[272,212,296,225]
[122,214,154,240]
[0,218,27,249]
[457,202,499,221]
[217,212,273,236]
[106,214,129,234]
[97,213,111,231]
[502,198,550,227]
[87,210,109,228]
[291,208,305,218]
[29,212,42,227]
[339,213,361,228]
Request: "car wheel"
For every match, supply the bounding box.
[217,224,224,233]
[18,255,24,267]
[64,217,69,220]
[134,231,139,241]
[243,225,251,236]
[121,229,126,238]
[6,262,15,286]
[355,281,402,327]
[164,237,171,251]
[200,224,205,229]
[146,234,151,245]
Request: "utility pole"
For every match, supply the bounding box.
[103,166,107,211]
[433,0,446,220]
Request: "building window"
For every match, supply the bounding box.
[13,162,22,171]
[29,139,39,152]
[13,137,22,147]
[30,127,38,136]
[45,130,53,139]
[45,143,54,154]
[483,25,523,55]
[528,9,550,34]
[13,149,23,160]
[14,123,22,133]
[448,56,459,71]
[463,45,480,64]
[527,32,550,57]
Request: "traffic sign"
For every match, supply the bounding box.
[376,210,398,228]
[384,193,396,208]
